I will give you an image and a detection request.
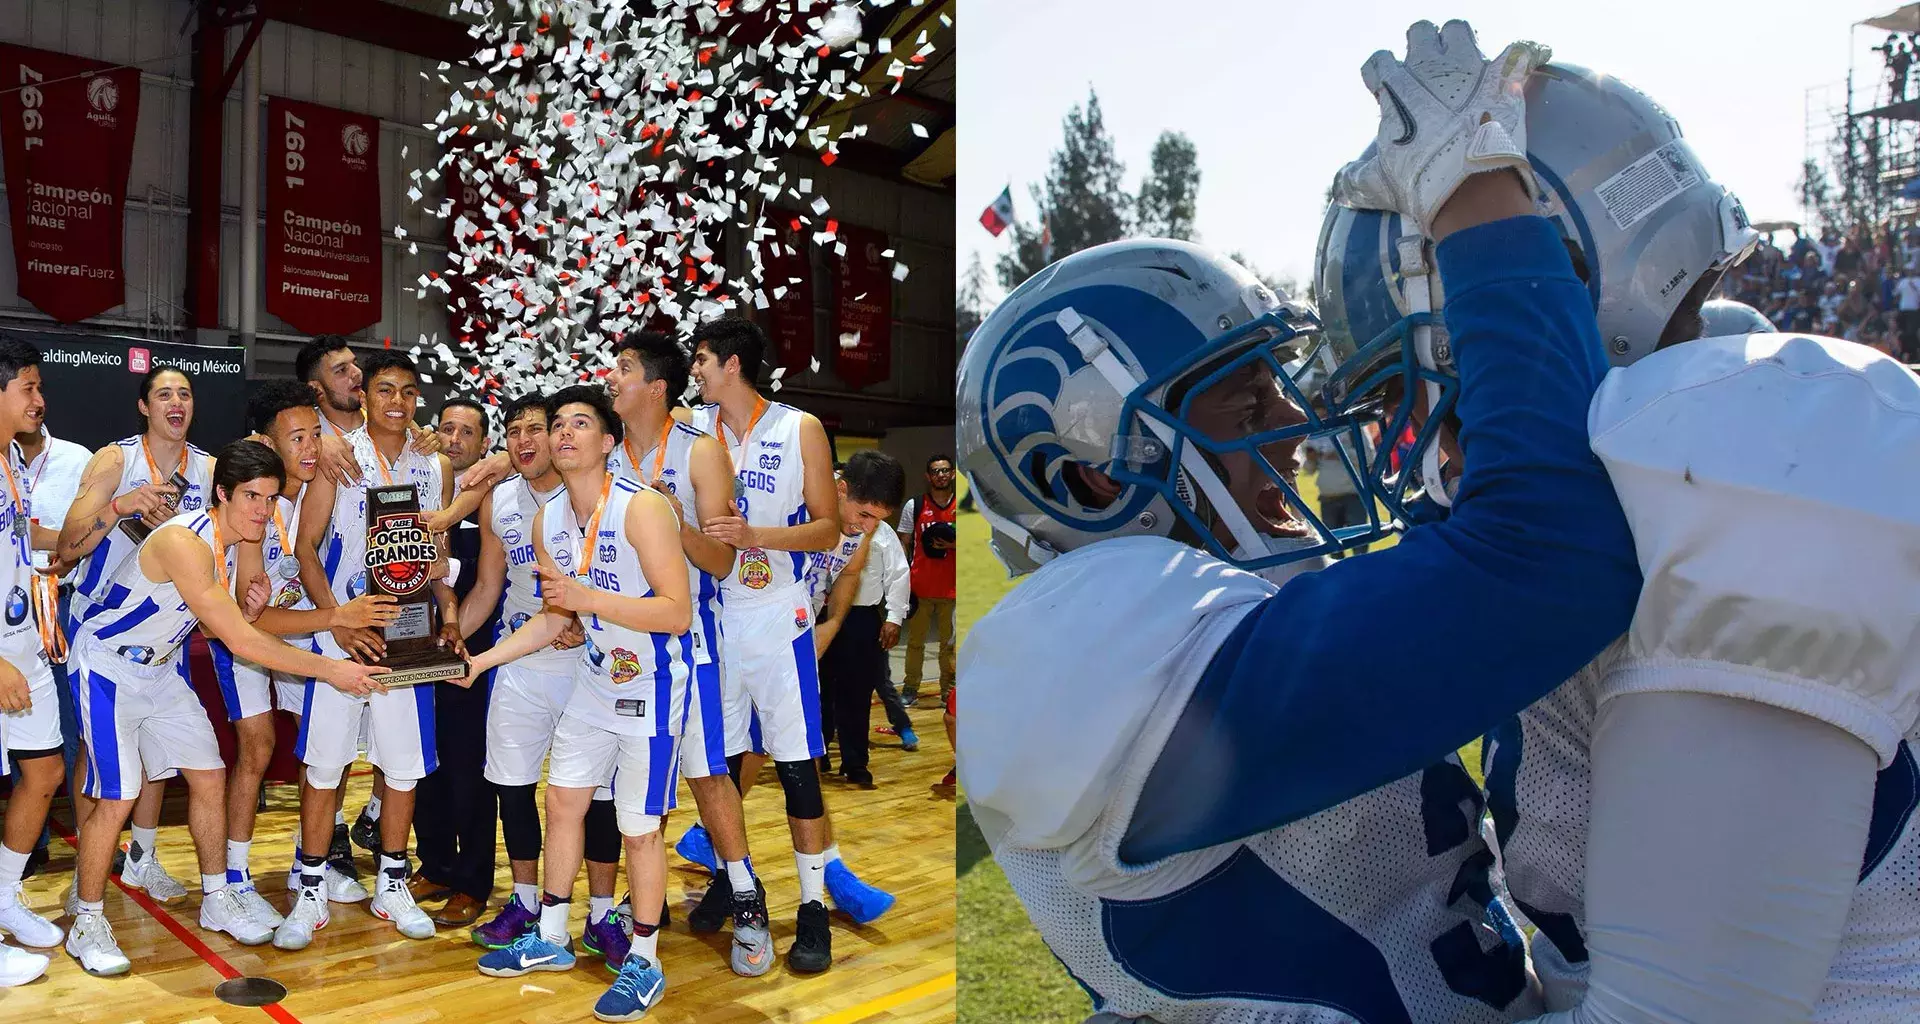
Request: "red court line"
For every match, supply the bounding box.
[47,818,305,1024]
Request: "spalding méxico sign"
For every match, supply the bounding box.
[6,329,246,451]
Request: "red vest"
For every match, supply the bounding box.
[908,492,956,600]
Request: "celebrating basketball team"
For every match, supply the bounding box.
[0,316,909,1022]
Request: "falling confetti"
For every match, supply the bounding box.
[406,0,938,411]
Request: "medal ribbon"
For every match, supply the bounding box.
[623,415,677,485]
[4,457,63,663]
[574,474,613,581]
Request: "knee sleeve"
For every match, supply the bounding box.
[616,807,661,838]
[497,783,542,862]
[726,752,746,792]
[10,746,62,764]
[584,798,621,862]
[305,763,344,790]
[384,775,417,793]
[774,758,825,820]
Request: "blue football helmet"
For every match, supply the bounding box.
[957,238,1390,580]
[1315,62,1760,513]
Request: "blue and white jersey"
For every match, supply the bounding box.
[803,529,865,615]
[262,484,312,620]
[0,485,34,660]
[488,475,572,671]
[74,436,214,607]
[320,428,443,604]
[963,538,1541,1024]
[688,400,809,604]
[75,510,233,666]
[608,419,723,667]
[1489,332,1920,1021]
[540,479,689,738]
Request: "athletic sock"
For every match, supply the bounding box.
[0,844,28,888]
[129,824,158,863]
[297,852,326,895]
[363,794,382,820]
[202,873,225,895]
[226,840,252,885]
[77,898,104,916]
[538,892,570,944]
[513,882,538,913]
[631,920,659,959]
[589,894,615,924]
[822,843,843,866]
[724,858,756,894]
[795,851,826,905]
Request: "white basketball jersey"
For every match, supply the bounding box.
[0,487,34,659]
[803,530,864,615]
[262,484,312,618]
[75,437,215,605]
[965,538,1541,1024]
[320,429,443,603]
[689,400,809,603]
[539,478,689,738]
[489,475,572,671]
[608,419,722,666]
[75,509,233,666]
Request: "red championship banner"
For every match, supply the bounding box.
[0,45,140,323]
[266,97,382,335]
[444,150,491,346]
[834,224,892,389]
[761,205,815,373]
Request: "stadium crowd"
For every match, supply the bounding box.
[1713,220,1920,362]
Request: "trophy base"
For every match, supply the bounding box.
[374,656,469,688]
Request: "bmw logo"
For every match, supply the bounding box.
[347,570,368,599]
[3,586,25,627]
[510,612,530,632]
[585,635,604,667]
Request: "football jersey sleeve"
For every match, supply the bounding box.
[1123,215,1643,863]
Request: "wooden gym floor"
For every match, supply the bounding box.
[0,698,956,1024]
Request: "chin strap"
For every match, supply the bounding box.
[1397,223,1455,509]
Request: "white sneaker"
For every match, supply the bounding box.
[287,863,368,904]
[0,940,47,987]
[121,851,188,903]
[0,885,63,948]
[370,884,435,940]
[64,912,130,976]
[232,882,285,930]
[272,888,330,951]
[59,885,79,921]
[200,887,273,946]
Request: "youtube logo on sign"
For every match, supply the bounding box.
[127,347,149,373]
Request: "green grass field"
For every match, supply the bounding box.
[955,474,1492,1023]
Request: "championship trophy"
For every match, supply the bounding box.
[117,470,191,544]
[363,484,467,685]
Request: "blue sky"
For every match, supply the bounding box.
[961,0,1906,299]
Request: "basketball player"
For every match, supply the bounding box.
[63,440,388,976]
[467,385,690,1023]
[607,332,774,976]
[0,338,62,985]
[284,351,462,948]
[56,366,214,905]
[687,316,844,972]
[293,334,442,858]
[458,392,630,964]
[214,381,402,929]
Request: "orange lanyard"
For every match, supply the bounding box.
[0,451,25,524]
[372,442,399,486]
[721,398,768,468]
[210,517,230,593]
[270,500,291,556]
[7,449,62,662]
[140,435,184,486]
[574,474,612,580]
[623,416,676,483]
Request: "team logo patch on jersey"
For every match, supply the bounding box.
[740,548,772,590]
[608,647,640,685]
[366,512,435,596]
[504,527,523,546]
[181,493,203,511]
[4,586,26,627]
[347,570,368,600]
[510,611,530,632]
[554,545,573,570]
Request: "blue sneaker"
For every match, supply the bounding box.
[477,930,575,977]
[593,953,665,1022]
[673,824,718,873]
[898,727,920,751]
[823,858,894,924]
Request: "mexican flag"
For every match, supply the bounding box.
[979,186,1014,237]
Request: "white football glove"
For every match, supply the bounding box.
[1333,20,1549,235]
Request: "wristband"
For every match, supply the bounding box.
[108,497,123,519]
